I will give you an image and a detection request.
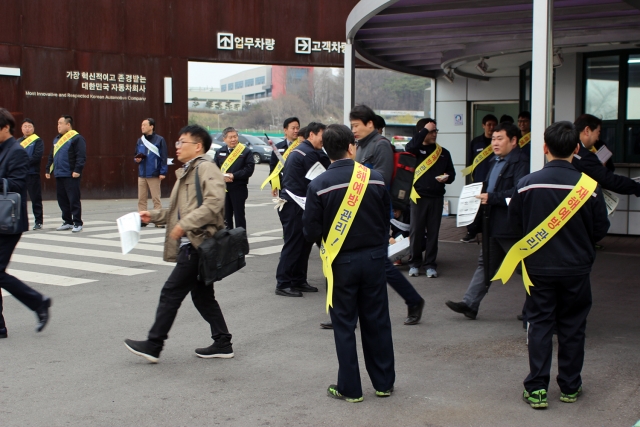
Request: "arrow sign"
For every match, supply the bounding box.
[295,37,311,54]
[218,33,234,50]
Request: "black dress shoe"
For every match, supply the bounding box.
[275,288,303,297]
[517,314,524,321]
[0,328,7,338]
[32,223,43,230]
[293,282,318,292]
[320,321,333,329]
[445,300,477,320]
[404,298,425,325]
[35,297,52,332]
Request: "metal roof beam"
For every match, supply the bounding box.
[378,0,533,15]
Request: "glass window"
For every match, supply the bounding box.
[221,84,226,92]
[627,125,640,157]
[628,54,640,120]
[585,56,619,120]
[245,78,254,87]
[235,81,243,89]
[255,76,266,85]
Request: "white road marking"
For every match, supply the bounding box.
[250,245,283,255]
[250,228,282,236]
[10,254,155,276]
[21,233,163,252]
[6,269,97,286]
[248,236,281,244]
[92,228,166,239]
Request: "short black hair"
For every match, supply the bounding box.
[60,115,73,126]
[349,105,376,127]
[374,115,386,130]
[482,114,498,125]
[493,123,520,142]
[23,118,35,126]
[499,114,514,124]
[179,124,212,152]
[574,114,602,134]
[518,111,531,120]
[0,108,16,134]
[306,122,326,137]
[145,118,155,129]
[322,124,355,160]
[415,118,436,134]
[298,126,309,139]
[283,117,300,129]
[545,121,579,158]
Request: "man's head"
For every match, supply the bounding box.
[58,115,73,135]
[482,114,498,138]
[283,117,300,142]
[416,118,437,144]
[176,124,212,163]
[574,114,602,148]
[323,124,356,161]
[141,118,155,135]
[22,118,35,137]
[298,126,309,141]
[374,115,386,134]
[491,123,519,157]
[222,126,239,149]
[500,114,514,124]
[544,121,580,160]
[349,104,376,140]
[306,122,326,150]
[518,111,531,134]
[0,108,16,143]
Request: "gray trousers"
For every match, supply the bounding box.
[462,237,518,311]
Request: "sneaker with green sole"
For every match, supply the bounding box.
[327,384,363,403]
[560,386,582,403]
[523,389,548,409]
[375,386,394,397]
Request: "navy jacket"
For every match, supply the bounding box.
[268,139,295,181]
[508,160,609,276]
[213,144,255,189]
[572,144,640,196]
[134,133,168,178]
[280,140,330,202]
[404,132,456,198]
[484,148,530,238]
[0,137,29,232]
[467,134,494,182]
[303,159,389,252]
[45,132,87,177]
[17,135,44,175]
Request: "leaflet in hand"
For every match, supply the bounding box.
[602,189,619,216]
[456,183,483,227]
[305,162,326,181]
[285,190,306,210]
[117,212,141,254]
[596,145,613,165]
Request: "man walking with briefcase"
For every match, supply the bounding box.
[124,124,233,363]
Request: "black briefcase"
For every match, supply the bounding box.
[197,227,250,285]
[0,178,22,235]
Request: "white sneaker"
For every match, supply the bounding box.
[426,268,438,278]
[72,225,83,233]
[56,223,73,231]
[408,267,420,277]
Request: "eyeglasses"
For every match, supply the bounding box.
[175,140,199,148]
[432,129,440,133]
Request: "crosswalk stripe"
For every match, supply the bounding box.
[250,244,283,255]
[93,228,166,239]
[21,233,163,252]
[246,202,273,207]
[6,269,97,286]
[248,236,281,244]
[251,228,282,236]
[15,242,174,266]
[10,254,155,276]
[141,236,166,244]
[45,225,118,233]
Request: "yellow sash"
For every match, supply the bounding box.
[461,144,493,179]
[20,134,39,149]
[50,130,78,173]
[518,132,531,148]
[320,163,370,312]
[260,139,301,190]
[492,173,598,295]
[220,143,246,174]
[589,146,598,154]
[410,144,442,203]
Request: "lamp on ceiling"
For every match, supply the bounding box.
[443,67,454,84]
[476,58,489,76]
[553,49,564,68]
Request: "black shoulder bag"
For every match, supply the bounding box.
[0,146,23,235]
[194,165,250,284]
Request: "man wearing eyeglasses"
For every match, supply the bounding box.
[125,125,232,363]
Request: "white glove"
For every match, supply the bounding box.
[273,198,287,211]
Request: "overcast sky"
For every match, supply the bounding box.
[188,61,262,88]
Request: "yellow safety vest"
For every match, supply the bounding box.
[461,144,493,179]
[20,134,39,149]
[518,132,531,148]
[260,139,301,190]
[50,130,78,173]
[410,144,442,203]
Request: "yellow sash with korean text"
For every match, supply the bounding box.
[260,139,301,190]
[518,132,531,148]
[410,143,442,203]
[50,130,78,173]
[20,134,39,149]
[320,163,370,312]
[461,144,493,178]
[492,173,597,295]
[220,143,246,174]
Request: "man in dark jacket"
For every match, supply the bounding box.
[508,121,609,409]
[268,117,300,197]
[17,118,44,230]
[0,108,51,338]
[45,115,87,232]
[405,118,456,278]
[445,123,530,319]
[134,118,168,227]
[214,127,255,230]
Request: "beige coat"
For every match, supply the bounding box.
[149,155,226,262]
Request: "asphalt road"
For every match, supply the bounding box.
[2,164,639,426]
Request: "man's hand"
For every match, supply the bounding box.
[139,211,151,223]
[134,158,142,163]
[72,172,80,178]
[271,188,278,197]
[475,193,489,204]
[425,122,437,132]
[159,175,165,180]
[45,173,50,179]
[169,224,185,240]
[224,173,234,183]
[435,174,449,183]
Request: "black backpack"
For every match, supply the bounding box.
[390,151,417,211]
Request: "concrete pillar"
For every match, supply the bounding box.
[343,39,355,125]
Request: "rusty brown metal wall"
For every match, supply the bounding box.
[0,0,359,199]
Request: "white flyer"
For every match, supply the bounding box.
[305,162,326,181]
[456,182,483,227]
[595,145,613,165]
[285,190,306,210]
[602,189,619,216]
[116,212,141,254]
[388,237,410,260]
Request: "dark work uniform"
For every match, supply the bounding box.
[404,132,456,271]
[509,160,609,395]
[572,144,640,196]
[466,134,494,236]
[0,137,47,332]
[268,139,296,190]
[276,140,330,291]
[17,135,44,225]
[214,144,255,230]
[45,132,87,226]
[303,159,395,399]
